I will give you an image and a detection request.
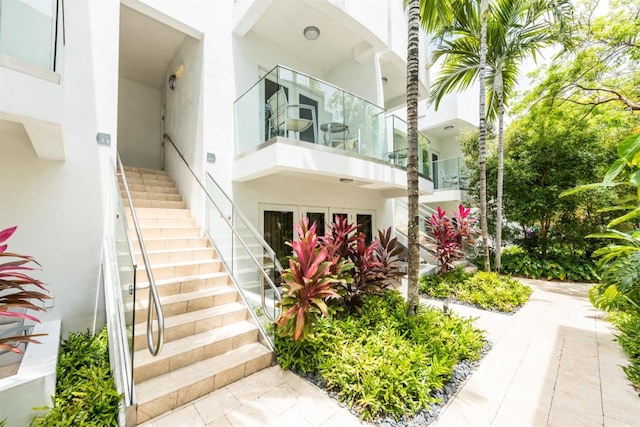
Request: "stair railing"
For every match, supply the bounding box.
[162,134,282,326]
[117,155,165,356]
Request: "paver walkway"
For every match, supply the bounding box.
[139,278,640,426]
[428,278,640,427]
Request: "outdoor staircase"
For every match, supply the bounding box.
[119,166,273,424]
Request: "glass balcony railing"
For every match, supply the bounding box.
[432,156,469,190]
[205,173,280,343]
[235,65,390,164]
[386,115,432,179]
[0,0,59,70]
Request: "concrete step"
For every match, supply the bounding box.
[123,166,170,176]
[124,183,179,194]
[122,190,183,202]
[129,216,195,230]
[136,258,223,282]
[133,236,210,251]
[133,302,249,350]
[134,285,238,321]
[135,226,201,240]
[135,342,273,423]
[135,272,230,300]
[133,320,259,383]
[135,247,216,265]
[124,199,187,209]
[126,207,191,219]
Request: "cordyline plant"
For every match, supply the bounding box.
[429,205,478,274]
[321,218,407,313]
[0,226,50,354]
[277,219,353,341]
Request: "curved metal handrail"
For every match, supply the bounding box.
[117,155,164,356]
[162,134,282,322]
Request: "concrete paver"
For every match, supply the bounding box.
[431,278,640,427]
[140,278,639,426]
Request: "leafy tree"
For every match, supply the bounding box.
[533,0,640,113]
[460,95,637,258]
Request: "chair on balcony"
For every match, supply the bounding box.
[267,88,318,143]
[440,169,459,188]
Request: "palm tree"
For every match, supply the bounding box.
[429,0,571,271]
[417,0,491,272]
[405,0,421,316]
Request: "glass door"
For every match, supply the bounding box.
[262,205,297,268]
[301,207,328,237]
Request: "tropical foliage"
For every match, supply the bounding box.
[0,226,50,354]
[278,219,348,341]
[429,204,478,274]
[532,0,639,113]
[428,0,572,271]
[562,133,640,391]
[276,290,485,421]
[278,218,406,341]
[31,328,121,426]
[498,246,600,283]
[419,269,531,312]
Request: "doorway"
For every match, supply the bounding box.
[117,4,189,170]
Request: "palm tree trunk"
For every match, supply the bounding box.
[406,0,420,316]
[479,0,490,271]
[495,94,505,272]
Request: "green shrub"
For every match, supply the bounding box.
[607,311,640,392]
[492,246,600,282]
[31,327,121,427]
[419,270,532,312]
[276,290,485,421]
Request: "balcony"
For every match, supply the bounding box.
[421,156,469,204]
[233,66,433,197]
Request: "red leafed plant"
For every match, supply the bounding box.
[277,219,352,341]
[429,205,477,274]
[0,226,50,354]
[321,220,406,313]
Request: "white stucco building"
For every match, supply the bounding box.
[0,0,475,424]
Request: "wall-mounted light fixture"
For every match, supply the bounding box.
[339,178,354,183]
[381,77,388,85]
[168,64,185,90]
[444,125,454,131]
[303,26,320,41]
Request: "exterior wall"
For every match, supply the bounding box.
[0,0,120,334]
[117,78,162,169]
[233,175,393,235]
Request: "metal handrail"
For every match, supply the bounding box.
[162,134,282,322]
[117,155,164,356]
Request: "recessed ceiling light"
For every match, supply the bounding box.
[339,178,354,183]
[303,26,320,41]
[444,125,454,130]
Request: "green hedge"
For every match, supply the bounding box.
[419,270,532,313]
[31,327,121,427]
[276,291,485,421]
[472,246,600,282]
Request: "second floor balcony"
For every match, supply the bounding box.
[233,66,433,197]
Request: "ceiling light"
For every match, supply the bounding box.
[444,125,454,130]
[339,178,354,183]
[303,26,320,41]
